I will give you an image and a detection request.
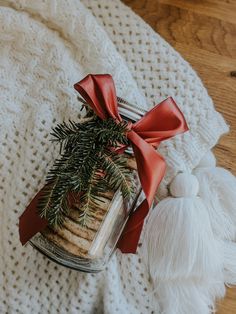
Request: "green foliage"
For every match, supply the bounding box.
[38,104,134,228]
[101,150,134,199]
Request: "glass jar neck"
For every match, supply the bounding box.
[117,97,146,123]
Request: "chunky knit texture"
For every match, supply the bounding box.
[0,0,229,313]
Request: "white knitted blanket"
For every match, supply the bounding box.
[0,0,229,313]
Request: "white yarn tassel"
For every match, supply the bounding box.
[143,172,224,314]
[222,240,236,285]
[194,151,236,240]
[193,151,236,290]
[152,280,224,314]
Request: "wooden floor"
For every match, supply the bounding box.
[123,0,236,313]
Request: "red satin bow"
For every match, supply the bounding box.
[19,74,188,253]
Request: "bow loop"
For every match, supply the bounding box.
[74,74,122,122]
[132,97,189,145]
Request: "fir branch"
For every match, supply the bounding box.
[38,105,135,229]
[101,150,134,199]
[51,119,97,154]
[95,118,129,146]
[77,165,105,226]
[38,177,70,227]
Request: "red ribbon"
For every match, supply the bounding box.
[19,74,188,253]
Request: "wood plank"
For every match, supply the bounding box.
[174,43,236,73]
[124,0,236,24]
[217,287,236,314]
[159,0,236,24]
[128,2,236,58]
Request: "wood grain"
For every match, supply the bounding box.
[122,0,236,313]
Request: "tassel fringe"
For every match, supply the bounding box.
[143,151,236,313]
[222,240,236,285]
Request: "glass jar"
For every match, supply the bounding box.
[30,100,145,272]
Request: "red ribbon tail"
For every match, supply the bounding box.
[117,200,149,253]
[19,189,48,245]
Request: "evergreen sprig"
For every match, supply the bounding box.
[38,104,134,228]
[101,150,134,199]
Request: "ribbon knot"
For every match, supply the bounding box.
[125,120,133,133]
[19,74,188,254]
